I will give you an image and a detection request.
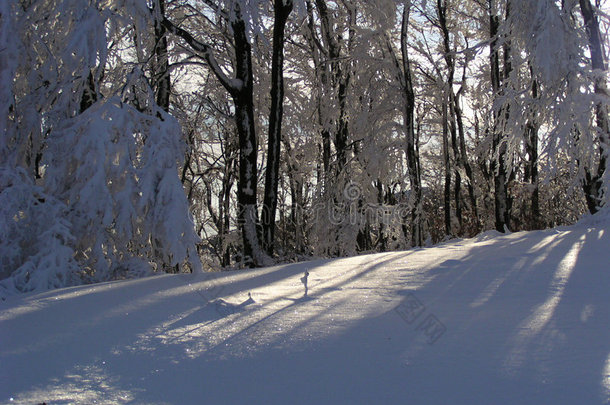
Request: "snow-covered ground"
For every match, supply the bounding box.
[1,218,609,404]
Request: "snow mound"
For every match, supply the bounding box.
[577,206,610,228]
[473,229,506,241]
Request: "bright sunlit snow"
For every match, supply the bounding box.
[1,217,609,404]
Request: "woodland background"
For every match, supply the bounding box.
[1,0,608,295]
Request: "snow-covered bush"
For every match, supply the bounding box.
[44,96,202,281]
[0,167,80,299]
[0,0,202,297]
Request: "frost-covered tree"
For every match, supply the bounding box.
[1,0,202,297]
[4,0,608,291]
[578,0,609,213]
[499,0,609,216]
[0,167,79,296]
[398,1,424,246]
[163,0,293,267]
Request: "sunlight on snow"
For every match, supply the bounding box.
[525,233,566,254]
[524,235,584,333]
[132,253,413,360]
[0,301,44,322]
[470,256,528,308]
[8,364,137,404]
[2,225,609,404]
[503,234,585,373]
[0,280,175,323]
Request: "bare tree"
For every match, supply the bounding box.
[262,0,294,256]
[401,1,424,246]
[163,2,271,266]
[153,0,170,112]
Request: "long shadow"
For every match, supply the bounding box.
[174,251,416,359]
[540,227,610,403]
[0,251,412,403]
[2,227,608,404]
[147,227,609,404]
[134,231,591,404]
[374,226,609,404]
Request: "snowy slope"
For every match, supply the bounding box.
[1,219,609,404]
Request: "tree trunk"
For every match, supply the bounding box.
[153,0,170,112]
[489,1,510,232]
[220,134,236,267]
[314,0,353,176]
[262,0,293,256]
[163,4,271,267]
[455,93,478,231]
[524,69,540,229]
[437,0,462,232]
[283,137,305,254]
[449,96,462,232]
[579,0,608,214]
[231,8,269,267]
[401,2,423,247]
[442,99,452,236]
[304,0,331,189]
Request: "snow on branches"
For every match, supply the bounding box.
[0,0,202,297]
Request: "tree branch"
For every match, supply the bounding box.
[162,17,240,94]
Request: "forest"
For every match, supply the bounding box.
[1,0,608,295]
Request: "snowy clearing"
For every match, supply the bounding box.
[1,220,609,404]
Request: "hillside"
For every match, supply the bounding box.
[1,216,609,404]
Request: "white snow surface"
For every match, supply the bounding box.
[1,219,609,404]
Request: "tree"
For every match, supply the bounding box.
[435,0,479,234]
[163,1,272,267]
[1,0,203,297]
[4,0,609,295]
[153,0,171,112]
[489,0,511,232]
[262,0,294,256]
[579,0,608,214]
[523,68,541,229]
[501,0,608,220]
[400,1,424,246]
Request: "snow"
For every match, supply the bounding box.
[1,218,609,404]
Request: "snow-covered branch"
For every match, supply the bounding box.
[162,17,241,94]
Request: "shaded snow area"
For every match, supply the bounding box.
[1,221,609,404]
